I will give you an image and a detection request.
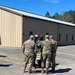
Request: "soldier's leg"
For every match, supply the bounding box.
[38,60,41,67]
[23,55,29,72]
[41,54,46,68]
[50,53,56,73]
[38,52,42,67]
[28,55,34,73]
[32,53,36,68]
[45,54,51,74]
[52,56,55,71]
[41,54,46,73]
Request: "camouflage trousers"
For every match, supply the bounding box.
[41,52,51,69]
[24,53,34,71]
[51,53,56,70]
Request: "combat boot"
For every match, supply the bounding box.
[51,68,55,73]
[45,68,48,74]
[32,66,36,69]
[28,69,32,74]
[41,68,44,73]
[23,70,25,73]
[23,68,25,73]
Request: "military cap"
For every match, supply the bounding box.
[35,34,38,37]
[50,35,53,38]
[45,35,49,38]
[30,35,34,38]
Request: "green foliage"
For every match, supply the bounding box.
[45,10,75,24]
[45,11,51,18]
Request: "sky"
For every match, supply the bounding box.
[0,0,75,16]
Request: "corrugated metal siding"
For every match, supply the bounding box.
[23,17,58,43]
[0,9,22,47]
[58,24,75,45]
[0,6,75,27]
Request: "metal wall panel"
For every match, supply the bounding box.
[23,16,75,45]
[0,9,22,47]
[23,16,58,43]
[58,24,75,45]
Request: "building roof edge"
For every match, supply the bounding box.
[0,5,75,27]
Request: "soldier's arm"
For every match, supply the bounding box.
[22,42,25,54]
[41,41,44,52]
[33,43,35,51]
[50,41,53,53]
[55,41,58,50]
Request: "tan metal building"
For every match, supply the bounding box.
[0,5,75,47]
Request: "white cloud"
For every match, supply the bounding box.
[43,0,60,3]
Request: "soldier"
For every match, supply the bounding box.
[50,35,57,72]
[32,34,39,68]
[22,35,35,73]
[41,35,52,74]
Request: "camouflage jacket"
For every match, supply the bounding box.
[42,40,52,54]
[22,40,35,54]
[51,40,57,53]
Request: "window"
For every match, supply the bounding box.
[66,34,68,41]
[29,31,33,36]
[59,34,61,41]
[72,34,74,41]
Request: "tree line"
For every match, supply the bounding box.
[45,10,75,24]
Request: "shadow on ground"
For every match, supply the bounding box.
[0,55,7,57]
[49,68,72,74]
[33,68,71,74]
[0,64,12,67]
[23,63,71,74]
[32,63,60,73]
[55,63,59,66]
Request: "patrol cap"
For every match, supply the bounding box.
[30,35,34,38]
[45,35,49,38]
[50,35,53,38]
[35,34,38,37]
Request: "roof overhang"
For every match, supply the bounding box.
[0,5,75,27]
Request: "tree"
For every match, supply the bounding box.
[61,12,73,22]
[45,10,75,24]
[45,12,51,18]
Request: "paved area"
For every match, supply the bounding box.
[0,45,75,75]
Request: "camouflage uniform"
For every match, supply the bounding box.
[32,35,39,68]
[50,36,57,72]
[22,38,35,73]
[41,35,52,73]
